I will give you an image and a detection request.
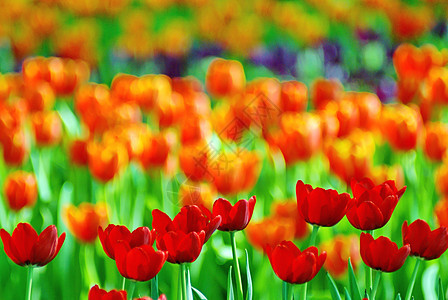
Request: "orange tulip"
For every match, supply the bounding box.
[435,163,448,197]
[1,130,29,166]
[425,67,448,105]
[31,111,62,146]
[87,140,129,183]
[320,235,360,279]
[246,216,296,251]
[348,92,381,131]
[311,78,343,110]
[323,99,359,138]
[280,81,308,113]
[135,75,172,113]
[325,129,375,185]
[23,82,55,112]
[4,171,38,211]
[423,122,448,162]
[64,202,108,243]
[179,142,210,182]
[271,200,309,240]
[138,131,172,170]
[205,58,246,98]
[369,165,405,190]
[380,104,422,152]
[265,112,321,165]
[180,115,212,146]
[178,181,217,210]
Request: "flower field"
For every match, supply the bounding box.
[1,0,448,299]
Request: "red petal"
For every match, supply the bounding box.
[229,200,250,231]
[0,229,22,265]
[11,223,38,265]
[152,210,173,234]
[291,252,317,284]
[88,284,106,299]
[269,241,297,281]
[114,242,131,278]
[31,225,58,266]
[130,227,153,248]
[355,202,384,230]
[387,245,410,272]
[403,219,431,257]
[212,198,232,230]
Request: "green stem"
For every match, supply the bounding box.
[151,275,159,300]
[405,259,421,300]
[180,264,189,300]
[230,231,244,300]
[26,267,33,300]
[365,230,374,294]
[302,225,320,300]
[282,281,293,300]
[122,277,126,290]
[127,280,136,300]
[371,270,382,299]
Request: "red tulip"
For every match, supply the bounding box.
[0,223,65,267]
[88,285,127,300]
[360,233,410,272]
[212,196,256,231]
[402,219,448,260]
[347,178,406,230]
[115,243,167,282]
[152,205,221,263]
[265,241,326,284]
[134,296,167,300]
[296,181,350,227]
[98,225,156,260]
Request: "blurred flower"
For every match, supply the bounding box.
[320,235,360,279]
[265,112,321,165]
[179,181,217,210]
[87,139,129,182]
[69,138,90,166]
[323,98,359,138]
[347,92,381,131]
[23,82,55,112]
[246,217,296,251]
[152,205,221,263]
[347,178,406,231]
[180,115,212,145]
[212,196,256,231]
[271,200,309,240]
[369,165,405,190]
[205,58,246,98]
[31,111,62,146]
[115,243,167,282]
[380,103,422,152]
[98,224,155,260]
[138,130,172,171]
[279,81,308,113]
[88,285,127,300]
[435,198,448,227]
[4,171,37,212]
[0,223,65,267]
[296,180,350,227]
[311,78,343,110]
[423,122,448,161]
[402,219,448,260]
[360,233,410,273]
[435,163,448,197]
[265,241,326,284]
[64,202,108,243]
[1,129,30,166]
[179,142,209,182]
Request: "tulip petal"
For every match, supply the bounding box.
[31,225,58,266]
[11,223,38,265]
[152,209,173,234]
[0,229,22,265]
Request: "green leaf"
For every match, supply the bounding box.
[245,249,253,300]
[228,266,235,300]
[348,258,362,300]
[396,294,402,300]
[192,287,208,300]
[438,277,445,300]
[344,288,352,300]
[423,265,439,300]
[327,273,342,300]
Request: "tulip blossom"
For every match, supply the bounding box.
[88,285,127,300]
[402,219,448,260]
[31,111,63,146]
[4,171,38,211]
[265,241,326,284]
[64,203,108,243]
[347,178,406,231]
[135,296,167,300]
[205,58,246,98]
[212,196,256,231]
[152,205,221,263]
[115,243,167,281]
[98,225,156,260]
[271,201,309,240]
[0,223,65,267]
[296,180,351,227]
[320,235,360,279]
[246,217,296,252]
[360,233,410,272]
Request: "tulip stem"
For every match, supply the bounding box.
[365,230,373,294]
[371,270,381,299]
[230,231,244,300]
[180,264,191,300]
[122,277,126,290]
[405,259,421,300]
[128,280,136,300]
[282,281,293,300]
[26,267,33,300]
[301,225,320,300]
